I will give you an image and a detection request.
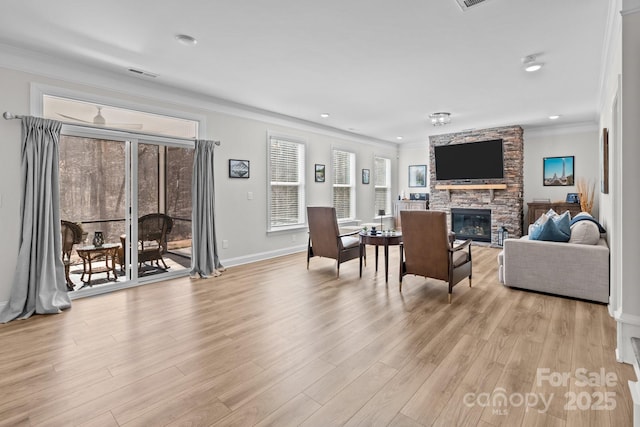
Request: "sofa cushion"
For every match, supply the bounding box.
[570,212,607,233]
[569,220,600,245]
[530,210,571,242]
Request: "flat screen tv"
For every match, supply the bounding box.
[434,139,504,180]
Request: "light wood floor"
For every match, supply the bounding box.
[0,246,635,426]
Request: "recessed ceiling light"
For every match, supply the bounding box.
[549,115,561,120]
[522,55,543,72]
[320,113,330,118]
[396,136,403,140]
[175,34,197,46]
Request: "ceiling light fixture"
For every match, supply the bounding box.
[396,136,403,140]
[320,113,330,118]
[429,112,451,126]
[549,115,561,120]
[522,55,543,72]
[175,34,198,46]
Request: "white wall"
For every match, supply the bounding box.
[397,142,429,198]
[615,4,640,364]
[0,57,398,304]
[523,125,600,221]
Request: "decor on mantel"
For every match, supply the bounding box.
[577,178,595,214]
[429,112,451,126]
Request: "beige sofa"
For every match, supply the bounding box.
[498,236,609,303]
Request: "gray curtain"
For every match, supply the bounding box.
[0,117,71,322]
[190,139,224,278]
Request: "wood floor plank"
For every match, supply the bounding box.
[0,246,633,427]
[401,334,487,425]
[343,357,436,427]
[254,393,322,427]
[212,358,334,426]
[301,361,398,427]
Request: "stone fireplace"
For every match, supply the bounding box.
[429,125,524,245]
[451,208,492,242]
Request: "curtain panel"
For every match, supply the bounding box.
[0,117,71,322]
[190,139,224,278]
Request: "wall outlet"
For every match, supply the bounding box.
[291,234,296,242]
[222,239,229,249]
[247,191,253,200]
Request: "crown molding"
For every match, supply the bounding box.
[622,0,640,15]
[0,42,397,150]
[597,0,622,114]
[522,121,598,138]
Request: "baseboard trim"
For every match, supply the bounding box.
[615,308,640,327]
[221,245,307,268]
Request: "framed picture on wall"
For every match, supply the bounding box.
[362,169,370,184]
[315,164,325,182]
[543,156,574,186]
[408,165,427,187]
[601,127,609,193]
[229,159,250,178]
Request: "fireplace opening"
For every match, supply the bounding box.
[451,208,491,242]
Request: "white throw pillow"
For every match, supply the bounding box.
[569,220,600,245]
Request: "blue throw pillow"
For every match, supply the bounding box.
[530,211,571,242]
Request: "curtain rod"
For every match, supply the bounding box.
[3,111,221,146]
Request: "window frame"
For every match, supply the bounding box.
[374,156,392,218]
[267,133,307,232]
[331,148,357,221]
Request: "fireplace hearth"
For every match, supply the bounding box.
[451,208,491,242]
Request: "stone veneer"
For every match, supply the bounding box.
[429,125,524,245]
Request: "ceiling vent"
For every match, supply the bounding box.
[127,68,158,79]
[455,0,490,11]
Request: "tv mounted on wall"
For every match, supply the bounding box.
[434,139,504,180]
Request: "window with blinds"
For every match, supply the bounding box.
[332,149,356,220]
[375,157,392,216]
[268,136,306,230]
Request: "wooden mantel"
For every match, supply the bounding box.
[434,183,507,201]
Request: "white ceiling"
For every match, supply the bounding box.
[0,0,611,143]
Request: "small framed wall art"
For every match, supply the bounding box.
[315,164,325,182]
[601,127,609,194]
[408,165,427,187]
[229,159,250,178]
[362,169,370,184]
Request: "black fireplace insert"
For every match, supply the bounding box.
[451,208,491,242]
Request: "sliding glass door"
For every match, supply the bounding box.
[58,131,193,293]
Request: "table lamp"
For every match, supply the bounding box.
[378,209,385,231]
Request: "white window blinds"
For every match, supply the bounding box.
[375,157,391,215]
[332,149,356,220]
[268,136,305,230]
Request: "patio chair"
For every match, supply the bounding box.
[137,213,174,269]
[61,220,84,290]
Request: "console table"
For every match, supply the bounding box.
[526,201,582,225]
